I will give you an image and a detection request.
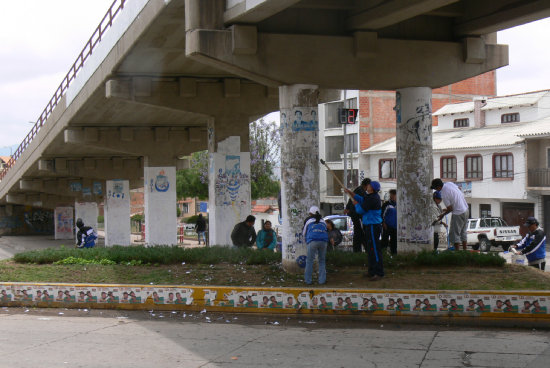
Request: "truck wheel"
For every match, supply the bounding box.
[501,243,510,251]
[471,243,480,251]
[479,238,491,252]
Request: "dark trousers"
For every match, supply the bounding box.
[381,227,397,254]
[530,262,546,271]
[352,221,366,253]
[364,224,384,277]
[433,232,439,251]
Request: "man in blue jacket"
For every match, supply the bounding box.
[512,217,546,271]
[346,181,384,281]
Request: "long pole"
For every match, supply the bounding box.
[342,90,348,204]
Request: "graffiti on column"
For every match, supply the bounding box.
[24,210,53,233]
[154,170,170,192]
[281,106,320,264]
[215,155,250,206]
[92,181,103,195]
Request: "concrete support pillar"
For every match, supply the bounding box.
[395,87,434,252]
[208,128,251,246]
[54,206,74,240]
[144,157,177,245]
[105,180,131,246]
[279,84,320,273]
[74,201,98,234]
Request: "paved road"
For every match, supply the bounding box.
[0,308,548,368]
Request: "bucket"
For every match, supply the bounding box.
[511,254,526,266]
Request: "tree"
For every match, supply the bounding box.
[176,118,280,200]
[249,118,280,198]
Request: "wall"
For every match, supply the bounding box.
[54,207,74,240]
[437,112,475,130]
[105,180,131,246]
[144,166,177,245]
[0,206,54,236]
[484,106,536,126]
[74,202,98,233]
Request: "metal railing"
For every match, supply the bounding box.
[0,0,127,181]
[528,168,550,187]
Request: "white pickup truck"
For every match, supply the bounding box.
[466,217,522,252]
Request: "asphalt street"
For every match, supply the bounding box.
[0,308,547,368]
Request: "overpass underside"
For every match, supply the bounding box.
[0,0,547,270]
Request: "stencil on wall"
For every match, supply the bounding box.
[154,170,170,192]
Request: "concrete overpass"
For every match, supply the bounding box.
[0,0,548,271]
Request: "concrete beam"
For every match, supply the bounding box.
[185,29,509,90]
[105,78,278,118]
[455,0,550,36]
[224,0,301,24]
[348,0,459,30]
[38,157,144,181]
[64,127,206,158]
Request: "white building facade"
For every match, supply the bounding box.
[318,90,360,214]
[362,90,550,236]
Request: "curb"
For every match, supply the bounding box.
[1,282,549,324]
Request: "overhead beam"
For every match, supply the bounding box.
[455,0,550,36]
[224,0,301,24]
[185,28,508,90]
[348,0,459,30]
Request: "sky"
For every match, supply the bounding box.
[1,1,550,155]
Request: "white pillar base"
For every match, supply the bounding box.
[75,201,98,234]
[144,166,177,245]
[105,180,131,246]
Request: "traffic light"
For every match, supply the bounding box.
[338,108,358,124]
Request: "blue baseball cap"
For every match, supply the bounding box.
[433,191,442,199]
[370,181,381,192]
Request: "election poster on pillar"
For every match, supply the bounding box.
[213,153,251,207]
[106,180,130,209]
[54,207,73,240]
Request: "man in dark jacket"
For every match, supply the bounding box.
[381,189,397,255]
[195,214,207,245]
[345,178,370,252]
[231,215,256,247]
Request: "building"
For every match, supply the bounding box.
[362,89,550,236]
[319,72,496,214]
[0,156,11,173]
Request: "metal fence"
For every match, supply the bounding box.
[0,0,127,181]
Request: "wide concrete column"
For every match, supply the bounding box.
[208,123,251,246]
[74,201,99,234]
[395,87,434,252]
[54,206,74,240]
[105,180,131,246]
[279,84,320,273]
[144,157,177,245]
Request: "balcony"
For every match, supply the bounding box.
[528,168,550,188]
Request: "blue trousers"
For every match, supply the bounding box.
[364,224,384,277]
[305,240,327,284]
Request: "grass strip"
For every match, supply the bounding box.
[13,246,505,268]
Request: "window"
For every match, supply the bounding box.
[440,156,457,180]
[379,159,396,179]
[480,204,491,218]
[454,118,469,128]
[493,153,514,178]
[325,136,344,162]
[331,217,349,231]
[469,220,477,229]
[501,113,520,123]
[345,133,358,153]
[465,155,482,179]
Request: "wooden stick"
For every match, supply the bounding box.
[320,158,346,189]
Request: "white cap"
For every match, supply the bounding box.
[309,206,320,214]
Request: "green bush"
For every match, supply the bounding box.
[97,215,104,224]
[54,256,116,265]
[131,214,144,222]
[13,246,281,266]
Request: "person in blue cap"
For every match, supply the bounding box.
[511,217,546,271]
[345,181,384,281]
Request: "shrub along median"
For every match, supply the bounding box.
[4,246,548,290]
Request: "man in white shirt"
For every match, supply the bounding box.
[431,178,469,250]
